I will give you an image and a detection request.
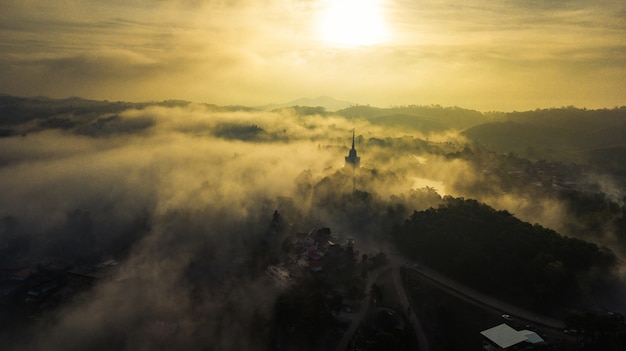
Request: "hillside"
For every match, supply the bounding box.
[336,105,497,133]
[462,107,626,175]
[392,197,617,314]
[257,96,354,112]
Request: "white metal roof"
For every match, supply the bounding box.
[480,324,528,349]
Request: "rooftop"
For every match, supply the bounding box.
[480,323,528,349]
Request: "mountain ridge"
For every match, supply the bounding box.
[256,96,355,112]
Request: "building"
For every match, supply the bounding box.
[345,129,360,167]
[481,323,546,350]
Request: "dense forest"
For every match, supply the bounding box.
[391,197,617,314]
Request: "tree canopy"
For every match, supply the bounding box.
[391,196,617,311]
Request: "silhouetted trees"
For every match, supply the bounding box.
[273,274,339,350]
[391,196,617,311]
[558,190,626,251]
[564,311,626,350]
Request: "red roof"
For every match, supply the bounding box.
[307,251,321,261]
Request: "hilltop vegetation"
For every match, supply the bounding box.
[462,107,626,176]
[336,104,496,134]
[392,197,617,313]
[333,104,626,179]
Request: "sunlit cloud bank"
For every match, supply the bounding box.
[0,102,622,249]
[0,106,357,231]
[0,0,624,110]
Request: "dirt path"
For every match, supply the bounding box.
[334,263,431,351]
[334,266,387,351]
[391,265,430,351]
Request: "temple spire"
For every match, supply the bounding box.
[345,129,360,167]
[352,129,355,149]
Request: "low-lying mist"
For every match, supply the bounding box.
[0,100,624,349]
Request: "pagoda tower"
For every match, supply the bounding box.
[345,130,360,167]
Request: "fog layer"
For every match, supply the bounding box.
[1,100,624,349]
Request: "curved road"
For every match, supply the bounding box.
[336,245,566,351]
[404,261,565,330]
[368,242,565,330]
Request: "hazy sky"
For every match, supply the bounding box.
[1,0,625,111]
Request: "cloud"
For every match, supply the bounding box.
[0,0,624,109]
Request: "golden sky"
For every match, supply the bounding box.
[1,0,625,111]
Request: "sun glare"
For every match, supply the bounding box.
[317,0,388,46]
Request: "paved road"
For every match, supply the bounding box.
[339,244,566,351]
[367,243,566,330]
[403,262,565,330]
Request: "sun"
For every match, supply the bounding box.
[317,0,388,46]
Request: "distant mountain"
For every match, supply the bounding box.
[336,105,499,133]
[257,96,355,112]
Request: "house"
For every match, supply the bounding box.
[481,323,546,350]
[306,246,323,261]
[294,227,348,272]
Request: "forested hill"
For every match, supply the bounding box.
[336,105,496,133]
[392,197,617,313]
[462,107,626,174]
[336,105,625,179]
